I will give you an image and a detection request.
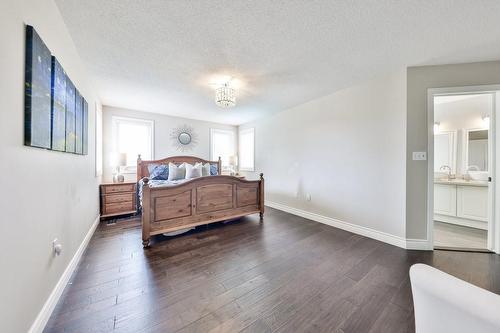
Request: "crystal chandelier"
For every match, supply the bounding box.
[215,83,236,108]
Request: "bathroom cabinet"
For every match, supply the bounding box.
[434,182,488,230]
[456,185,488,222]
[434,184,457,217]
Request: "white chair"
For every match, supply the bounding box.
[410,263,500,333]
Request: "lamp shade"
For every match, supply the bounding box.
[117,153,127,166]
[110,152,127,167]
[228,155,237,166]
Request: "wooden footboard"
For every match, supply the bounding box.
[141,174,264,247]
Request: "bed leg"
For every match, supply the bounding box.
[259,173,265,221]
[142,177,151,249]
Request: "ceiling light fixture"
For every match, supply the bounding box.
[215,82,236,108]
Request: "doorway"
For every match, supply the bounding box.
[427,86,499,252]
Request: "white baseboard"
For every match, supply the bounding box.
[434,214,488,230]
[406,238,432,250]
[266,201,408,249]
[28,215,100,333]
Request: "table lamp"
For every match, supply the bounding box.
[112,152,127,183]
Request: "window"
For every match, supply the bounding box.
[95,103,103,176]
[112,116,154,172]
[210,128,236,169]
[239,127,255,171]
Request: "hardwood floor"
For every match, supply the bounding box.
[44,207,500,333]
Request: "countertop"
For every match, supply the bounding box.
[434,178,488,187]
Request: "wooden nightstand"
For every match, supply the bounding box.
[100,182,137,220]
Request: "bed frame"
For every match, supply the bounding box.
[137,155,264,248]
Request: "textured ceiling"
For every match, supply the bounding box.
[55,0,500,125]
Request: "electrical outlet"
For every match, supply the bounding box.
[53,238,62,256]
[412,152,427,161]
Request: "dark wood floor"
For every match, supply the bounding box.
[44,207,500,333]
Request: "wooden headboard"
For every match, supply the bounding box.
[136,155,222,182]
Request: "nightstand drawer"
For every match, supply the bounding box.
[104,202,135,215]
[103,184,136,194]
[104,193,134,204]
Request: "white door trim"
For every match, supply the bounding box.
[427,85,500,253]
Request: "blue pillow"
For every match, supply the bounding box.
[210,164,218,176]
[149,164,169,180]
[147,164,159,173]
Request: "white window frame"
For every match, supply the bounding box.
[95,102,103,177]
[239,127,255,172]
[209,128,236,169]
[111,116,154,173]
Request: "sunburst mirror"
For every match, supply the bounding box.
[170,125,198,152]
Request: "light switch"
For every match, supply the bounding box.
[412,152,427,160]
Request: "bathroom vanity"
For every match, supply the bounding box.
[433,122,490,231]
[434,179,488,230]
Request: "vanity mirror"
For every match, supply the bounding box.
[434,130,457,173]
[465,129,488,172]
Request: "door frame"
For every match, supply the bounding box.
[427,85,500,252]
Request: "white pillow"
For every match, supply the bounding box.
[196,162,211,176]
[185,163,202,179]
[168,162,186,181]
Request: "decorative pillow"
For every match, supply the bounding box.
[147,164,159,174]
[185,163,202,179]
[149,164,169,180]
[168,162,186,181]
[210,163,218,175]
[196,162,211,176]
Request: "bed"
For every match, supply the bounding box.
[137,155,264,248]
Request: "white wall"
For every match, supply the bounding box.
[0,1,101,332]
[240,70,407,239]
[435,95,492,132]
[102,106,237,182]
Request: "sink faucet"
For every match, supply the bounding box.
[464,165,479,181]
[440,165,452,179]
